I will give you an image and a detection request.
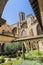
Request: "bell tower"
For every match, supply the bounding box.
[19,12,25,22]
[0,0,8,26]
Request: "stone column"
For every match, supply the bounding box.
[23,41,27,51]
[29,42,31,50]
[30,42,33,51]
[36,41,39,54]
[1,43,5,52]
[38,40,43,52]
[22,42,25,59]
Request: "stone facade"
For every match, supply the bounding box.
[29,0,43,29]
[11,12,43,51]
[0,0,15,52]
[11,12,43,37]
[0,0,43,52]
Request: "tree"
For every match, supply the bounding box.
[4,42,23,52]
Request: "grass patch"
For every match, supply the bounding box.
[25,50,43,58]
[0,59,23,65]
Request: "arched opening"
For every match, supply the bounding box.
[12,27,17,35]
[21,22,27,28]
[32,42,37,50]
[21,30,27,37]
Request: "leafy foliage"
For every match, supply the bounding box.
[0,56,4,63]
[4,42,23,52]
[0,59,23,65]
[20,60,42,65]
[0,60,42,65]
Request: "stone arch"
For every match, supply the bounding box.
[21,22,27,28]
[32,41,38,50]
[37,24,43,35]
[21,30,27,36]
[2,30,5,35]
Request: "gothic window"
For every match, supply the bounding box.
[21,30,27,36]
[21,22,27,28]
[12,27,17,34]
[2,30,5,35]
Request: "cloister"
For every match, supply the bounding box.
[0,0,43,53]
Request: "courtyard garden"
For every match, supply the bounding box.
[0,51,43,65]
[0,59,42,65]
[0,42,43,65]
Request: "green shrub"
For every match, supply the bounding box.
[20,60,42,65]
[4,42,23,52]
[1,59,23,65]
[25,50,43,60]
[2,61,12,65]
[38,57,43,62]
[0,56,4,63]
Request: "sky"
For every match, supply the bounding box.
[2,0,34,25]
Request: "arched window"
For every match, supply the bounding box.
[2,30,5,35]
[12,27,17,34]
[21,30,27,36]
[21,22,27,28]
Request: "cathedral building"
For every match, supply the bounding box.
[0,0,43,52]
[10,12,43,51]
[11,12,43,38]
